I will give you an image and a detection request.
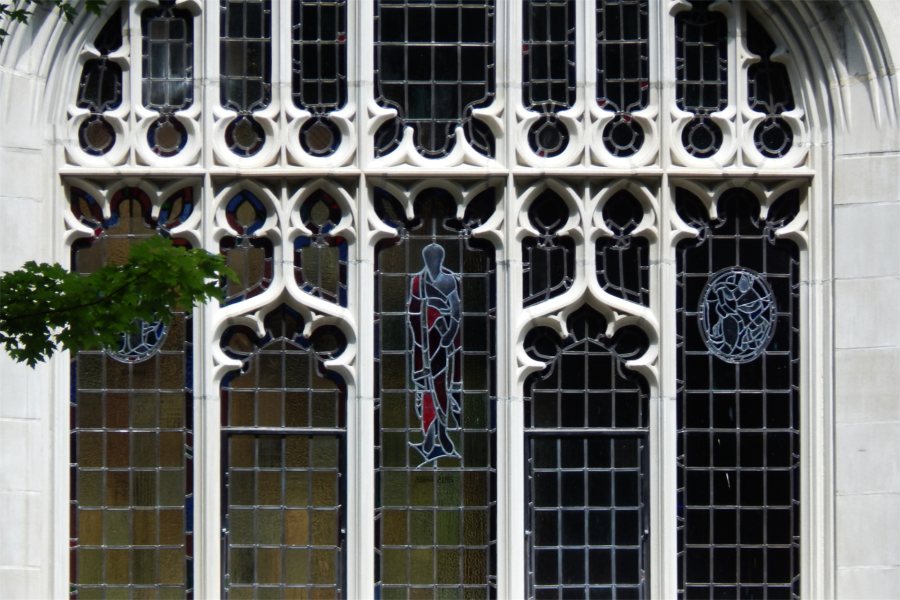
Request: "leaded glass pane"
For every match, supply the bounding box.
[523,0,576,157]
[675,188,801,598]
[70,188,194,597]
[374,188,497,596]
[220,191,274,305]
[596,190,650,306]
[76,10,123,156]
[747,15,795,158]
[524,308,650,597]
[220,0,272,156]
[295,190,349,306]
[141,1,193,157]
[675,0,728,158]
[374,0,497,158]
[291,0,347,157]
[597,0,650,157]
[522,189,575,307]
[221,307,347,596]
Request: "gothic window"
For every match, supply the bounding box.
[373,187,498,595]
[69,187,195,597]
[675,188,801,597]
[220,307,347,597]
[525,308,650,598]
[61,3,812,598]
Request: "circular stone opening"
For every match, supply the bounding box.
[226,116,266,156]
[602,115,645,157]
[149,117,187,157]
[527,117,569,157]
[301,119,340,156]
[79,117,116,155]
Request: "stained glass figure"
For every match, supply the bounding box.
[408,244,463,464]
[220,191,274,305]
[525,307,650,597]
[675,0,728,158]
[294,190,348,306]
[522,189,575,306]
[70,188,194,596]
[597,0,650,157]
[220,0,272,156]
[523,0,576,157]
[374,188,497,596]
[292,0,348,156]
[142,1,193,157]
[596,190,650,305]
[373,0,497,158]
[675,188,801,598]
[747,15,795,158]
[221,307,346,597]
[76,10,123,155]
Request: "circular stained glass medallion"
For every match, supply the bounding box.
[698,267,777,363]
[107,319,168,363]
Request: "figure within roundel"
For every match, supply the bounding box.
[697,267,777,363]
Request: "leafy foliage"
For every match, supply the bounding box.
[0,0,106,46]
[0,237,232,367]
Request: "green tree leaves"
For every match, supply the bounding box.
[0,0,106,46]
[0,237,233,367]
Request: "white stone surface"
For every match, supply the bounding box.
[836,422,900,495]
[836,493,900,568]
[834,154,900,206]
[837,566,900,600]
[834,277,900,349]
[834,203,900,279]
[835,347,900,424]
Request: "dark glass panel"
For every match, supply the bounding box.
[374,1,496,158]
[523,0,576,156]
[675,0,728,158]
[374,188,497,596]
[596,190,650,306]
[524,306,649,598]
[220,0,272,112]
[746,15,795,158]
[70,188,193,596]
[676,188,801,597]
[522,189,575,306]
[219,191,274,305]
[75,11,123,156]
[596,0,650,156]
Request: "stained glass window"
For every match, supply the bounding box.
[221,307,347,597]
[597,0,650,157]
[373,0,497,158]
[675,188,801,597]
[142,1,194,156]
[525,307,650,597]
[523,0,576,157]
[291,0,348,156]
[70,187,194,597]
[76,10,123,155]
[220,0,272,156]
[373,188,498,596]
[675,0,728,158]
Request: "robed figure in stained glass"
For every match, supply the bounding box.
[408,243,462,464]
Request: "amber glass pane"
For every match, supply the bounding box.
[70,188,194,596]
